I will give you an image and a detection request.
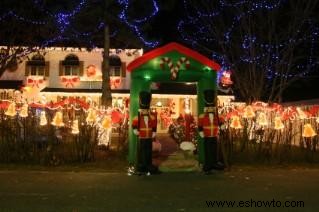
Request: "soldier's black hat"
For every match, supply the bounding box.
[203,89,216,106]
[139,91,152,109]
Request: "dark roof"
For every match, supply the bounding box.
[0,80,23,89]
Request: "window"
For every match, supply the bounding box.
[25,54,48,77]
[60,54,83,76]
[110,66,121,76]
[64,65,79,76]
[30,66,45,76]
[109,55,125,77]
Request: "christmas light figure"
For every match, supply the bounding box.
[51,111,64,127]
[40,111,47,126]
[257,112,268,126]
[243,105,255,118]
[102,116,112,129]
[19,103,29,118]
[86,108,97,124]
[220,70,233,86]
[230,115,243,129]
[296,107,307,120]
[5,102,17,117]
[71,120,79,135]
[274,116,284,130]
[302,124,317,138]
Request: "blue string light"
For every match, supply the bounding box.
[2,0,160,48]
[117,0,159,48]
[178,0,319,82]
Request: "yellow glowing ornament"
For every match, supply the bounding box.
[257,112,268,126]
[243,105,255,118]
[5,102,17,117]
[274,116,284,130]
[302,124,317,138]
[51,111,64,127]
[86,109,97,124]
[39,111,47,126]
[230,115,243,129]
[19,103,29,118]
[71,120,80,134]
[102,116,112,129]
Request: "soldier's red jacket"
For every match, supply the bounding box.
[198,112,219,137]
[132,113,157,139]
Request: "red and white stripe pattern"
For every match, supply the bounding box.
[160,57,190,80]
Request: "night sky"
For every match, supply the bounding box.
[1,0,319,102]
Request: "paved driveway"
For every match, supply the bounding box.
[1,167,319,211]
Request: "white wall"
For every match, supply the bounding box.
[0,47,142,89]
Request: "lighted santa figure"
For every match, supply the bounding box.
[218,70,233,95]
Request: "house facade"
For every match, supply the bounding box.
[0,46,234,132]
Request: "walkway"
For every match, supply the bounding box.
[153,133,199,172]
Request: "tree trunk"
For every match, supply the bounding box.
[101,24,112,107]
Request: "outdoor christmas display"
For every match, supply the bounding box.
[5,102,17,117]
[257,112,268,127]
[160,57,190,80]
[19,103,29,118]
[243,105,255,119]
[198,89,223,172]
[86,109,97,124]
[127,42,220,167]
[102,116,112,129]
[218,70,233,95]
[39,111,48,126]
[274,116,284,130]
[230,115,243,129]
[71,120,80,135]
[302,124,317,138]
[132,91,157,174]
[51,111,65,127]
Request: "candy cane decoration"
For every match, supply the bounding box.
[160,57,190,80]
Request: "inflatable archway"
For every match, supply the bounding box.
[127,42,220,166]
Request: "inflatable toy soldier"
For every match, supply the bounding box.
[198,89,223,173]
[132,91,157,175]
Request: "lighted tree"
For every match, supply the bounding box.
[1,0,160,107]
[79,0,160,106]
[178,0,319,102]
[0,0,87,78]
[0,0,47,77]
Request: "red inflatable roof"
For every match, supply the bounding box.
[127,42,221,72]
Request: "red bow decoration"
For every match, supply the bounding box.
[110,78,121,89]
[27,78,44,88]
[61,77,80,88]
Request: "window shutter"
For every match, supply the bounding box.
[121,62,126,77]
[59,61,63,76]
[79,61,84,76]
[45,62,50,77]
[25,63,30,76]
